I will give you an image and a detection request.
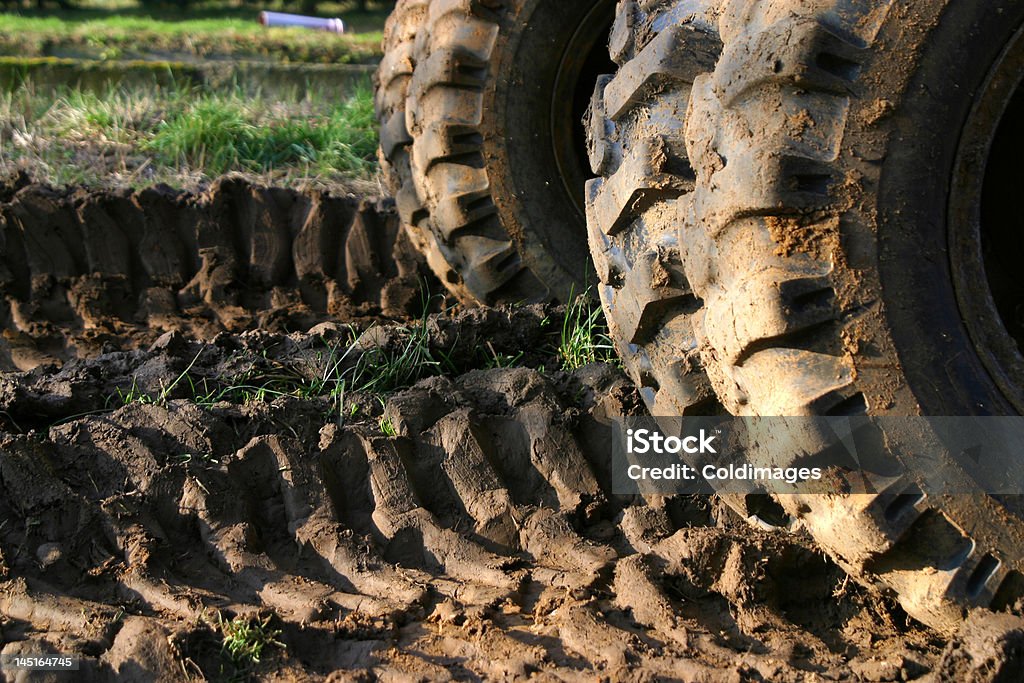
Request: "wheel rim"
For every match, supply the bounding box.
[951,21,1024,413]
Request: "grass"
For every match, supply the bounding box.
[144,84,377,176]
[200,611,284,680]
[559,290,617,371]
[183,298,614,404]
[0,79,379,189]
[185,336,357,420]
[346,316,450,395]
[217,613,283,666]
[0,1,387,63]
[93,295,621,435]
[110,350,204,408]
[103,306,449,427]
[378,411,397,437]
[0,1,386,188]
[484,341,524,369]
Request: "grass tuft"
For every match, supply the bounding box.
[347,316,447,396]
[379,414,397,437]
[483,340,523,369]
[109,350,204,408]
[216,613,284,667]
[559,289,617,371]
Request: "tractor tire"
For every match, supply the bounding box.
[585,0,723,417]
[376,0,477,303]
[587,0,1024,632]
[378,0,616,305]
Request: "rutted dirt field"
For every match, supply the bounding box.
[0,181,1019,681]
[0,175,426,372]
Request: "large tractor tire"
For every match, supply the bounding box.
[587,0,1024,632]
[377,0,616,305]
[375,0,479,303]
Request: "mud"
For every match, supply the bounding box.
[0,324,978,682]
[0,181,1018,681]
[0,176,435,372]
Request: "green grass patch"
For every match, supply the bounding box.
[378,405,398,437]
[216,613,284,667]
[559,290,618,371]
[144,84,376,176]
[0,79,379,189]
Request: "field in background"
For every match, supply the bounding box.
[0,83,378,189]
[0,0,388,190]
[0,1,387,62]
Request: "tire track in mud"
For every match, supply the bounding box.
[0,174,1008,679]
[0,327,948,681]
[0,175,436,372]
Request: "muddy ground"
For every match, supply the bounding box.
[0,174,428,372]
[0,182,1021,681]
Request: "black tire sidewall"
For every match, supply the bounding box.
[484,0,615,297]
[875,0,1024,416]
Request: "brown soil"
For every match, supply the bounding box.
[0,183,1019,681]
[0,174,434,373]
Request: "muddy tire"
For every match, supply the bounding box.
[378,0,617,304]
[589,0,1024,632]
[375,0,477,302]
[585,0,722,416]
